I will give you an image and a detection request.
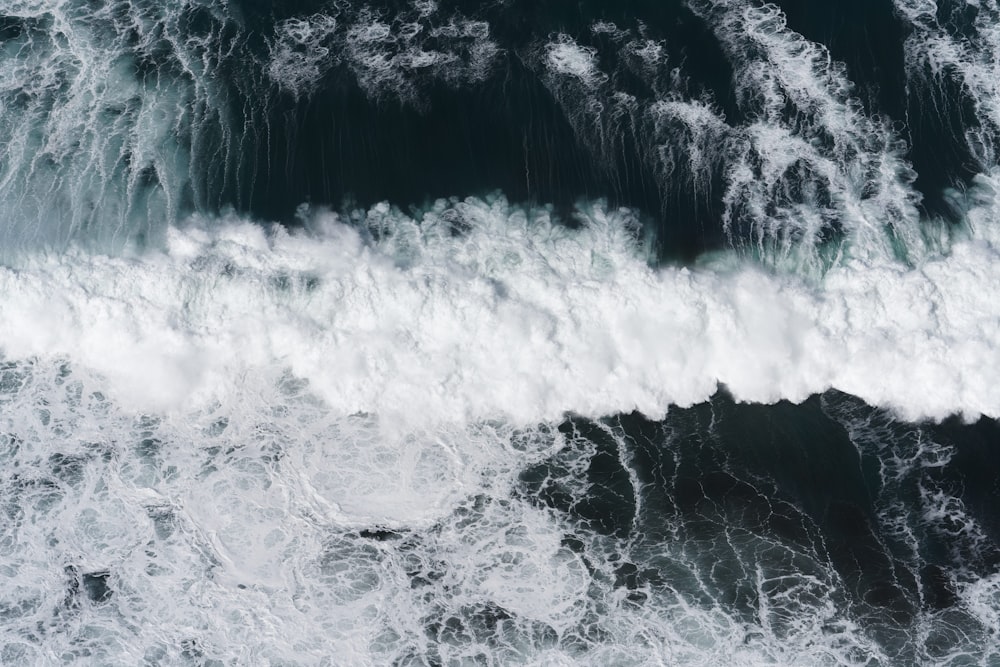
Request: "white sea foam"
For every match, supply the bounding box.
[1,194,997,431]
[268,14,341,99]
[0,368,892,664]
[0,202,975,665]
[590,21,627,40]
[531,2,929,270]
[894,0,1000,166]
[269,2,500,103]
[0,0,241,256]
[4,3,1000,663]
[0,0,503,259]
[546,36,606,87]
[688,0,927,264]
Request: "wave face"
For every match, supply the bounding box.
[2,0,1000,664]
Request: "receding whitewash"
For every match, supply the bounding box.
[268,15,340,98]
[894,0,1000,165]
[625,39,667,68]
[546,36,607,87]
[688,0,926,263]
[268,2,501,101]
[591,21,629,41]
[0,0,239,255]
[0,196,998,426]
[647,99,732,183]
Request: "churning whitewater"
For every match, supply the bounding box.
[3,197,1000,425]
[2,0,1000,665]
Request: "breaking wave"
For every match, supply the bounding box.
[3,0,1000,664]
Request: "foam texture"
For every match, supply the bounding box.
[1,194,998,429]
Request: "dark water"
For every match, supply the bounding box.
[4,0,974,258]
[528,392,1000,663]
[192,0,980,259]
[1,0,999,663]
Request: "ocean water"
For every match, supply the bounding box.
[0,0,999,664]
